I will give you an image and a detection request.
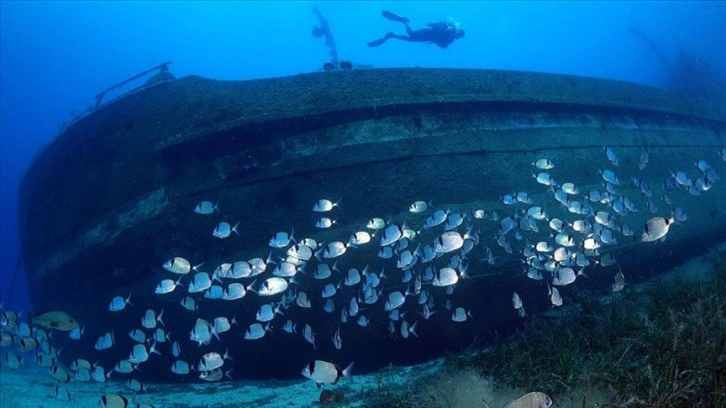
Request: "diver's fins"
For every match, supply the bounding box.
[367,33,393,47]
[381,10,409,23]
[367,37,387,47]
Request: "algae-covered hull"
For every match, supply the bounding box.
[18,68,726,380]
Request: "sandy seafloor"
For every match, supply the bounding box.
[1,357,428,408]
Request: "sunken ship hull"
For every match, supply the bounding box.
[18,68,726,380]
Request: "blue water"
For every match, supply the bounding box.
[1,1,724,315]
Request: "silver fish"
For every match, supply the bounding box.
[257,277,290,296]
[269,229,295,248]
[301,360,354,386]
[501,391,553,408]
[384,291,406,311]
[303,324,316,350]
[198,349,232,371]
[190,318,213,346]
[244,323,270,340]
[315,217,336,228]
[641,217,674,242]
[332,327,342,349]
[171,360,190,375]
[312,199,339,212]
[212,221,240,238]
[108,293,132,312]
[409,200,430,213]
[451,307,471,322]
[533,158,554,170]
[604,146,619,167]
[194,201,218,215]
[155,277,182,294]
[366,217,386,230]
[163,257,198,275]
[639,148,649,170]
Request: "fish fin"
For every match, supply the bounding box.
[342,361,355,380]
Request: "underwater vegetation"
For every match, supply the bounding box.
[444,244,726,407]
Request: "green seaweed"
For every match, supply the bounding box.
[445,245,726,407]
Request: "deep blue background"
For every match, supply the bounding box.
[1,1,725,313]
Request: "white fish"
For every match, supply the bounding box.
[322,283,337,298]
[199,367,232,382]
[113,360,135,374]
[256,303,282,322]
[155,277,182,294]
[91,366,106,383]
[296,291,312,308]
[179,296,197,311]
[641,217,674,242]
[604,146,619,166]
[108,293,132,312]
[188,272,213,293]
[400,320,418,338]
[548,285,562,307]
[69,326,84,340]
[432,267,459,287]
[128,328,146,343]
[244,323,270,340]
[600,169,620,185]
[671,170,692,186]
[301,360,354,386]
[194,201,218,215]
[561,182,579,195]
[501,391,553,408]
[451,307,471,322]
[153,328,170,343]
[409,200,430,213]
[349,231,372,246]
[533,158,554,170]
[512,292,525,317]
[313,199,339,212]
[366,217,386,230]
[314,262,336,280]
[212,221,240,238]
[422,209,448,230]
[434,231,464,254]
[94,332,115,351]
[639,148,649,170]
[288,244,314,261]
[141,308,164,329]
[272,261,298,278]
[443,212,465,230]
[171,360,190,375]
[315,217,337,228]
[172,341,181,357]
[198,350,232,371]
[54,385,71,402]
[384,291,406,311]
[516,191,533,204]
[534,172,557,186]
[269,229,295,248]
[380,224,404,246]
[213,316,236,335]
[320,241,348,259]
[719,147,726,162]
[222,283,247,301]
[163,257,198,275]
[128,342,159,364]
[303,324,316,350]
[282,320,297,334]
[299,238,318,249]
[612,268,626,292]
[332,327,342,350]
[190,318,213,346]
[257,277,290,296]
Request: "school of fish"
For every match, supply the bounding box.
[1,145,724,406]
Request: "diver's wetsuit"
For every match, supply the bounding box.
[368,10,465,49]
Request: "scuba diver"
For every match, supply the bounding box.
[367,10,465,49]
